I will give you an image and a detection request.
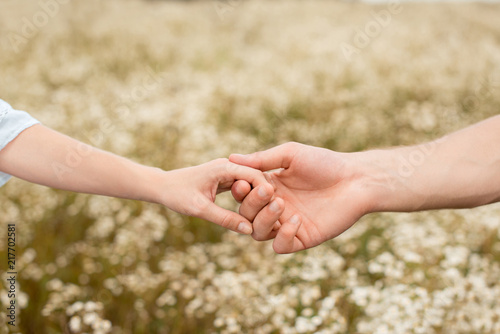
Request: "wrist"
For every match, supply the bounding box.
[351,147,426,214]
[135,166,171,205]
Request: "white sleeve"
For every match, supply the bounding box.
[0,99,40,187]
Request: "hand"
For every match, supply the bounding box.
[230,142,374,253]
[159,158,275,235]
[0,124,277,235]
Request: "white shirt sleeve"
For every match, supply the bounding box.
[0,99,40,187]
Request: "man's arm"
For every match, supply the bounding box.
[230,115,500,253]
[360,115,500,212]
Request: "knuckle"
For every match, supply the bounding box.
[219,212,233,229]
[211,157,229,168]
[190,201,206,217]
[252,151,264,168]
[281,142,301,156]
[190,195,211,218]
[246,191,263,207]
[226,162,240,173]
[250,195,266,209]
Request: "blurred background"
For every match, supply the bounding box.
[1,0,500,333]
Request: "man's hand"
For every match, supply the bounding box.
[230,142,373,253]
[230,116,500,253]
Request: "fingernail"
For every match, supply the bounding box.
[290,215,300,225]
[237,222,252,235]
[269,200,280,212]
[272,221,281,230]
[258,186,268,198]
[231,154,248,159]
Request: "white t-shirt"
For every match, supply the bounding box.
[0,99,40,186]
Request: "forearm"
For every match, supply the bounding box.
[358,115,500,212]
[0,125,166,203]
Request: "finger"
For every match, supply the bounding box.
[231,180,252,203]
[229,142,299,172]
[223,160,272,189]
[199,199,253,235]
[238,183,274,222]
[251,197,285,241]
[273,221,281,231]
[273,214,303,254]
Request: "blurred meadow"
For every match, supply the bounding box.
[1,0,500,333]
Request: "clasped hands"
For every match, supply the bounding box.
[164,142,372,254]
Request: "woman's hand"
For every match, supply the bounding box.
[0,125,279,235]
[159,158,279,235]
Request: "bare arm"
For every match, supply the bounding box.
[0,124,165,202]
[230,115,500,253]
[362,115,500,212]
[0,124,275,235]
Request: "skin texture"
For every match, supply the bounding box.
[3,116,500,249]
[230,143,371,253]
[0,124,274,235]
[231,115,500,254]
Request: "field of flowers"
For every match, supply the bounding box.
[1,0,500,333]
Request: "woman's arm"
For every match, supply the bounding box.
[0,124,166,202]
[0,124,278,235]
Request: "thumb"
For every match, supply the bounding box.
[199,199,253,235]
[229,142,298,172]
